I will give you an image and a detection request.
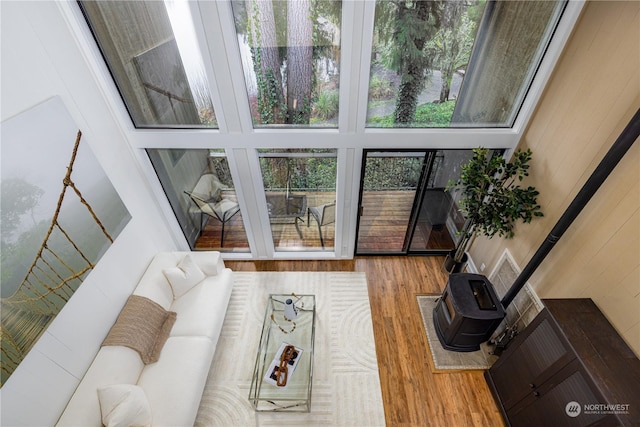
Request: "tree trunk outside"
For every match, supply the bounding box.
[438,1,464,103]
[394,64,423,124]
[249,0,285,124]
[439,66,453,103]
[393,0,439,125]
[286,0,314,124]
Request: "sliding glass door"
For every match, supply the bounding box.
[356,151,425,253]
[406,150,471,253]
[356,149,492,255]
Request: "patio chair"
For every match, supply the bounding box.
[307,202,336,249]
[185,191,240,247]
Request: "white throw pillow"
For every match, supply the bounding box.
[162,254,206,298]
[197,256,220,277]
[97,384,151,427]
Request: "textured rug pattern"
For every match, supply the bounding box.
[417,295,498,371]
[195,272,385,426]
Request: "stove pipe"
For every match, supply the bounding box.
[501,108,640,309]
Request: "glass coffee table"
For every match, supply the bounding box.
[249,294,316,412]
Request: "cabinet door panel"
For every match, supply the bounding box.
[508,360,618,427]
[489,310,575,409]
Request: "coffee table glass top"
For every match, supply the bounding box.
[249,294,316,412]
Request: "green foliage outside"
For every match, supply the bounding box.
[260,151,434,193]
[260,155,337,191]
[238,0,483,127]
[369,75,394,100]
[368,100,456,127]
[363,157,423,190]
[260,152,430,196]
[312,90,339,121]
[239,0,341,126]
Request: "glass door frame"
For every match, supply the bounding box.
[355,149,466,256]
[404,151,441,254]
[355,149,435,255]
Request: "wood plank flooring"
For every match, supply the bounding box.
[225,256,505,427]
[195,190,455,252]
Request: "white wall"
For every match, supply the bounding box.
[0,2,179,425]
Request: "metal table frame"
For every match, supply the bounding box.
[266,193,307,238]
[249,294,316,412]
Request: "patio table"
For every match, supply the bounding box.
[266,192,307,238]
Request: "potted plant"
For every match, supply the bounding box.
[444,147,544,273]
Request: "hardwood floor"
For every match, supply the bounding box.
[225,256,505,427]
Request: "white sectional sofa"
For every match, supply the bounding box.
[57,251,233,427]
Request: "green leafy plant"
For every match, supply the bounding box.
[369,75,394,100]
[447,147,544,263]
[312,90,339,121]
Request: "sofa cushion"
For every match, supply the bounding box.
[137,337,215,427]
[162,254,205,298]
[102,296,176,364]
[169,268,233,341]
[56,346,145,427]
[134,252,225,309]
[97,384,151,427]
[188,251,224,277]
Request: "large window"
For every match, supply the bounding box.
[80,1,217,128]
[71,0,582,258]
[231,0,342,128]
[366,0,566,128]
[80,0,568,131]
[258,150,337,251]
[147,148,338,253]
[147,149,249,252]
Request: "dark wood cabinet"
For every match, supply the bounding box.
[485,299,640,426]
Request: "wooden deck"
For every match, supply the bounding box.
[194,191,455,252]
[224,257,505,427]
[194,192,336,250]
[358,190,456,252]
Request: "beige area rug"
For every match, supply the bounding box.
[417,295,498,372]
[195,272,385,427]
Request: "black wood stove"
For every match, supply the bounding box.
[433,273,505,352]
[432,110,640,354]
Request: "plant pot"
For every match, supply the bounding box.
[443,250,468,274]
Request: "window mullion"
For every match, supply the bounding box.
[186,1,230,133]
[198,0,253,133]
[337,0,375,133]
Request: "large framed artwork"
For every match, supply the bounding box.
[0,97,131,386]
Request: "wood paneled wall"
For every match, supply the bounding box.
[470,1,640,354]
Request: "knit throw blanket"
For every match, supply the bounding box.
[102,295,176,364]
